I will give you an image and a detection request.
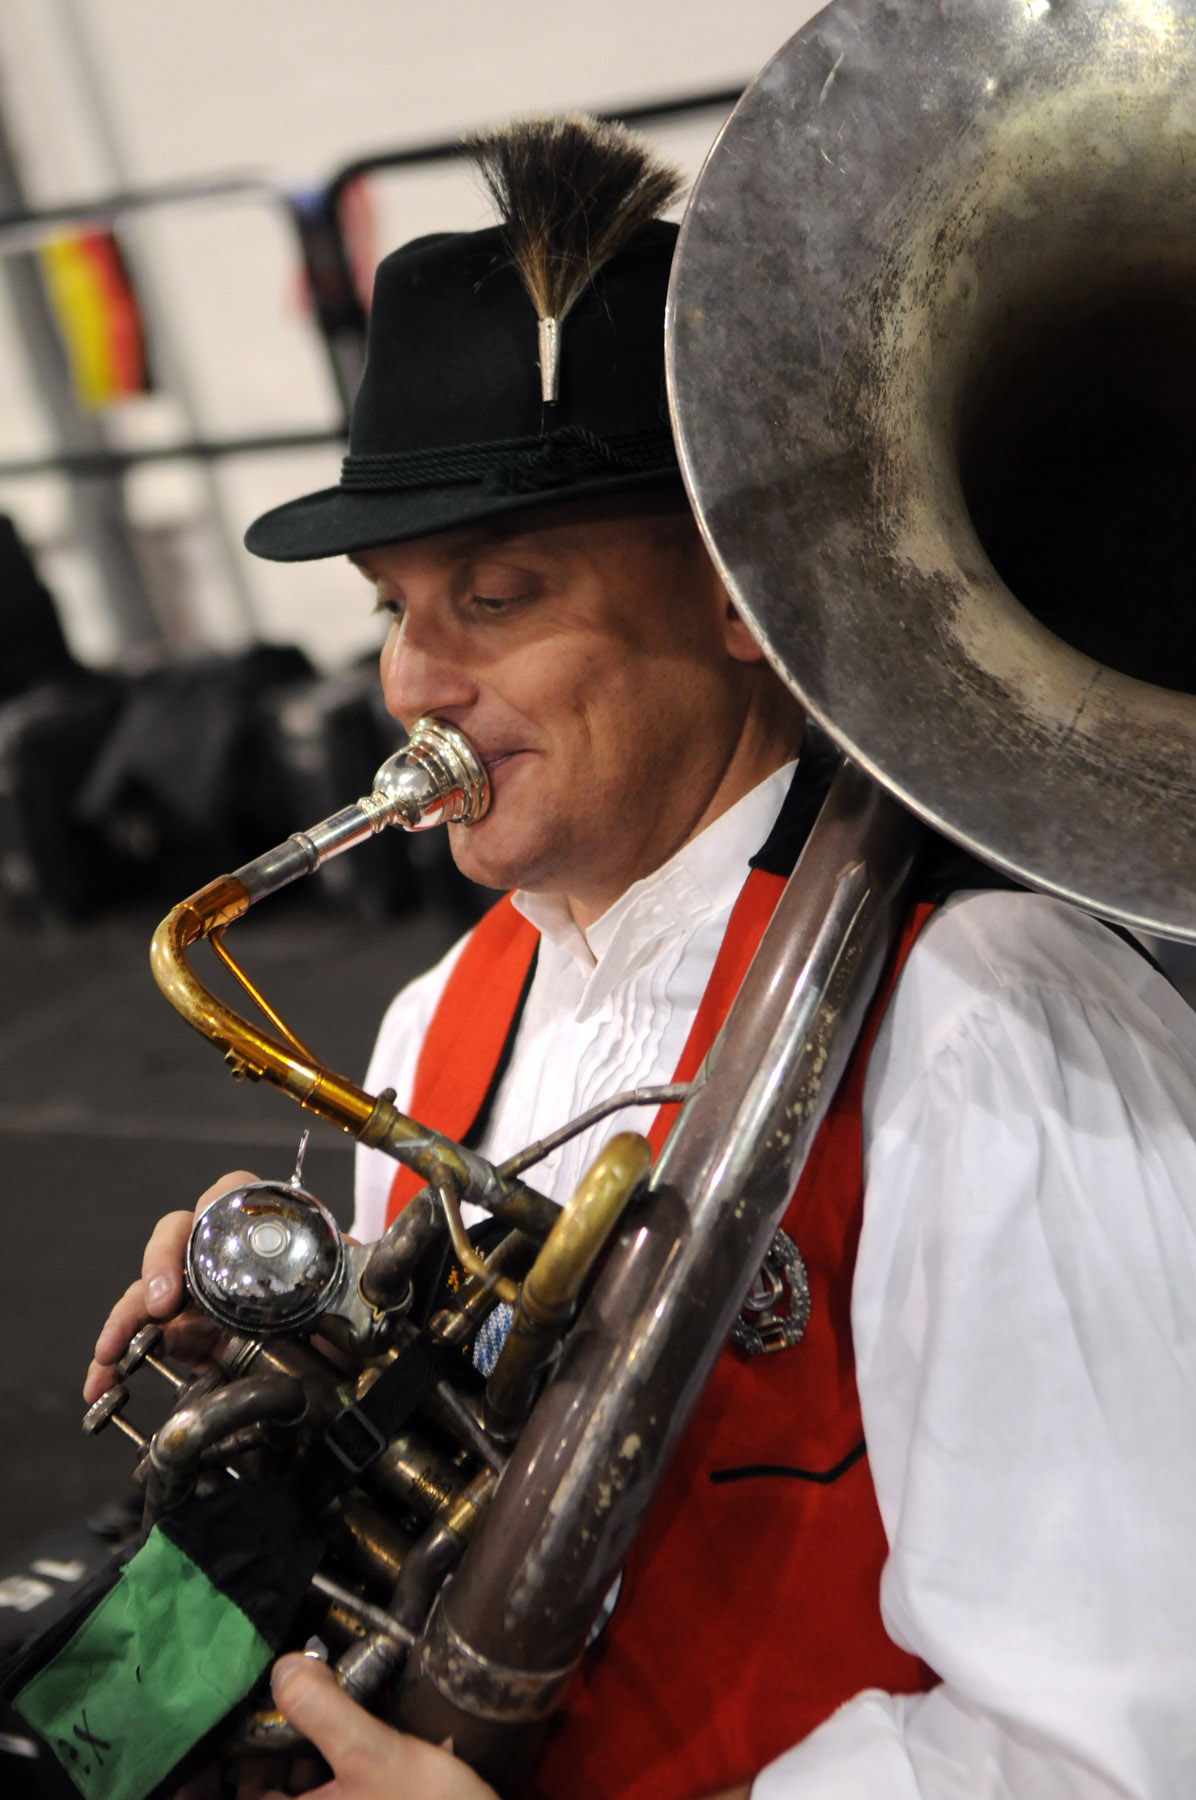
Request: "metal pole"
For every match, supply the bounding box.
[48,0,262,642]
[0,96,163,655]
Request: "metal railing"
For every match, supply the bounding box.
[0,82,744,484]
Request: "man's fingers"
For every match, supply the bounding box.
[86,1278,156,1402]
[270,1657,392,1774]
[269,1656,498,1799]
[139,1173,256,1304]
[85,1292,220,1402]
[84,1210,194,1403]
[84,1178,257,1405]
[195,1169,260,1215]
[82,1359,116,1406]
[139,1208,199,1309]
[92,1279,150,1366]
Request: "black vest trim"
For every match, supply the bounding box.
[708,1440,868,1487]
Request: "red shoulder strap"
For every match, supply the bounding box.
[644,866,784,1157]
[836,899,934,1118]
[384,896,539,1225]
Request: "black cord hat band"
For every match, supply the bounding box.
[340,423,678,498]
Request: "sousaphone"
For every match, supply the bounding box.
[669,0,1196,942]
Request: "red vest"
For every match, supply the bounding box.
[387,875,938,1799]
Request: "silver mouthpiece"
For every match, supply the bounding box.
[368,718,491,831]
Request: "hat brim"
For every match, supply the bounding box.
[244,466,686,563]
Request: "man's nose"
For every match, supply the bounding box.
[379,617,478,730]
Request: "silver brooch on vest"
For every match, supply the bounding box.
[732,1229,811,1355]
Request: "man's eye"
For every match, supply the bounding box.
[374,596,402,619]
[472,594,517,614]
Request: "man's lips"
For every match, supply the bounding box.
[482,749,529,775]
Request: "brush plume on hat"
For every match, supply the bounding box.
[469,115,683,404]
[243,114,685,561]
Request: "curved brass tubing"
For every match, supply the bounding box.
[485,1132,652,1434]
[152,876,381,1129]
[522,1132,652,1324]
[150,877,560,1241]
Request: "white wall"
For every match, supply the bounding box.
[0,1,823,671]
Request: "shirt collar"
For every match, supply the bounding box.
[512,760,797,981]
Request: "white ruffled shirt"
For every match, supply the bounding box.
[353,761,797,1239]
[355,773,1196,1799]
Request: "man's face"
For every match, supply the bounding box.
[356,498,771,925]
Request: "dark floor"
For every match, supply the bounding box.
[0,888,468,1563]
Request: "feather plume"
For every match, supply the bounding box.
[467,114,683,401]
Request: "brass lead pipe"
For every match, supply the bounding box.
[150,885,556,1235]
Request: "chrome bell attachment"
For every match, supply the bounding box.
[185,1134,410,1351]
[185,1133,345,1338]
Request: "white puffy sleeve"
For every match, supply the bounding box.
[754,891,1196,1798]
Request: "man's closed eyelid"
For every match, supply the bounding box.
[464,589,541,618]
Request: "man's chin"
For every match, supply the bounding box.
[446,819,554,897]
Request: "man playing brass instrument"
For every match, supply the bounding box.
[83,117,1196,1800]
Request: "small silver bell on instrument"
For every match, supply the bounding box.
[185,1132,345,1337]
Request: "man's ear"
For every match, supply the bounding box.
[722,594,767,664]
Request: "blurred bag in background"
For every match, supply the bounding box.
[0,517,487,924]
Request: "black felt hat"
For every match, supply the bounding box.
[245,127,684,563]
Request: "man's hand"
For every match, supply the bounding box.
[258,1655,500,1800]
[83,1171,258,1404]
[258,1658,754,1800]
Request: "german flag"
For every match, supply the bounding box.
[40,229,152,409]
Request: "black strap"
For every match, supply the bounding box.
[748,723,838,878]
[1100,919,1175,984]
[292,1336,453,1517]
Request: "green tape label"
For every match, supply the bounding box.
[15,1526,270,1800]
